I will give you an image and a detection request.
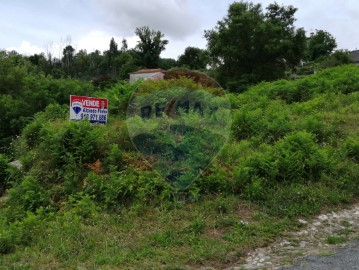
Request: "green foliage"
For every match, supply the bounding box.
[103,144,124,172]
[186,217,205,235]
[343,136,359,162]
[178,47,209,70]
[0,154,9,191]
[58,121,100,164]
[95,80,139,116]
[1,64,359,268]
[158,58,178,70]
[7,176,49,215]
[248,65,359,102]
[135,26,169,68]
[205,2,307,91]
[0,225,15,254]
[306,30,337,61]
[84,171,137,207]
[232,101,292,142]
[0,52,95,150]
[235,131,331,199]
[317,50,353,69]
[65,193,99,219]
[272,132,329,182]
[22,120,43,149]
[326,235,347,245]
[262,183,350,217]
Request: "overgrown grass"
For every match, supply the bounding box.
[1,65,359,268]
[0,195,295,270]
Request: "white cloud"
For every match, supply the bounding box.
[6,41,43,55]
[74,30,139,53]
[94,0,200,39]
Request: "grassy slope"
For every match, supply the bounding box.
[1,65,359,269]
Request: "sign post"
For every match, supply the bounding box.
[70,95,108,124]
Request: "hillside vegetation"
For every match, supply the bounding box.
[1,65,359,269]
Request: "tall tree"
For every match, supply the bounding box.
[205,2,306,91]
[135,26,169,68]
[74,49,90,79]
[105,38,120,76]
[159,58,177,70]
[306,30,337,61]
[178,47,209,70]
[62,45,75,76]
[88,50,105,77]
[121,38,128,52]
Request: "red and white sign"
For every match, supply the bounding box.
[70,95,108,124]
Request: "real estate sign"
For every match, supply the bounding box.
[70,95,108,124]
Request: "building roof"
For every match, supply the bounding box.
[349,50,359,62]
[129,68,165,74]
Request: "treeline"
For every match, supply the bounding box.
[4,2,354,91]
[0,1,355,151]
[25,27,177,84]
[22,26,208,84]
[0,51,95,150]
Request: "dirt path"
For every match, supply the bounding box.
[222,203,359,270]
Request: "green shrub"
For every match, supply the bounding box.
[273,131,330,182]
[9,209,48,246]
[298,115,332,142]
[65,193,99,219]
[0,154,9,194]
[0,228,15,254]
[234,132,331,194]
[7,176,49,214]
[59,121,101,164]
[36,103,68,121]
[196,165,234,194]
[22,120,43,148]
[84,171,137,207]
[95,81,138,116]
[343,136,359,162]
[136,171,172,202]
[232,109,261,140]
[242,176,268,201]
[103,144,124,172]
[277,80,314,103]
[38,121,104,169]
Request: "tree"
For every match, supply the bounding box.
[74,49,90,79]
[118,51,139,80]
[62,45,75,76]
[317,50,353,69]
[135,26,169,68]
[178,47,209,70]
[88,50,105,77]
[104,38,120,76]
[204,2,306,91]
[28,53,50,74]
[159,58,177,70]
[121,38,128,52]
[306,30,337,61]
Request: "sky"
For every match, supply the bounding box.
[1,0,359,60]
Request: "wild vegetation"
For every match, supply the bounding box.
[1,1,359,269]
[1,64,359,269]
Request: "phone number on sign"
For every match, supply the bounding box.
[80,113,107,121]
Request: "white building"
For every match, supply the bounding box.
[129,68,166,83]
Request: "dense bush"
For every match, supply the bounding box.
[1,65,359,257]
[343,136,359,162]
[0,52,95,151]
[0,154,9,195]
